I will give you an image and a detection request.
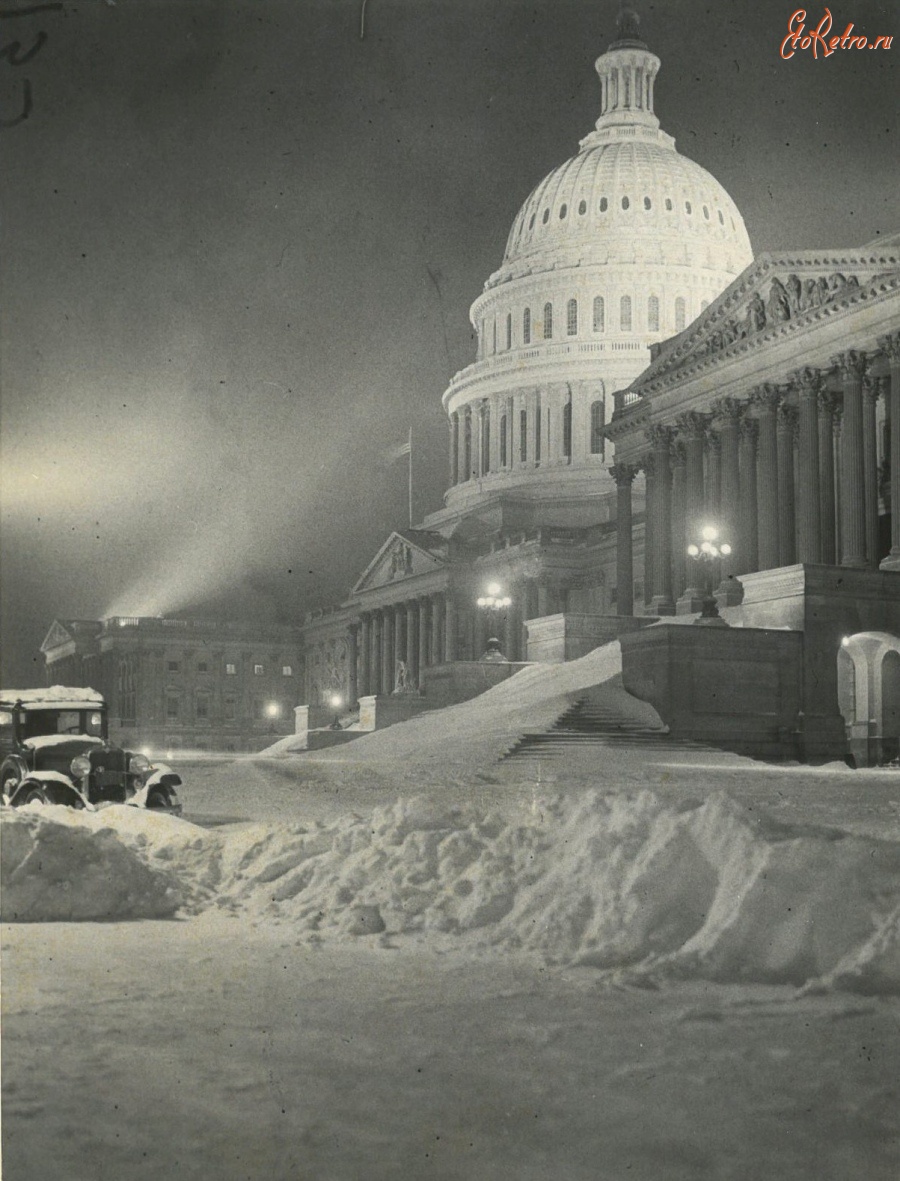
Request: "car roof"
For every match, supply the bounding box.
[0,686,105,710]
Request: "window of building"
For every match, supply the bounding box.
[621,195,630,210]
[282,665,293,677]
[590,400,605,456]
[703,204,710,220]
[523,307,531,345]
[534,394,542,462]
[648,295,660,332]
[225,663,237,675]
[675,297,686,331]
[118,658,136,724]
[499,414,508,467]
[599,196,608,212]
[665,197,673,211]
[223,697,236,721]
[482,406,491,473]
[593,295,605,332]
[506,312,512,351]
[463,410,472,477]
[529,213,535,230]
[718,209,724,225]
[197,661,208,673]
[543,302,553,340]
[562,397,572,459]
[254,664,264,675]
[492,317,497,355]
[578,199,586,215]
[520,408,527,462]
[196,695,210,720]
[566,298,577,336]
[167,660,180,673]
[559,203,567,219]
[620,295,632,332]
[542,208,549,224]
[166,695,179,720]
[685,201,692,215]
[643,196,652,210]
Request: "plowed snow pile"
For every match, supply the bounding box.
[4,794,899,993]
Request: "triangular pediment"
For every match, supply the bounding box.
[352,531,446,594]
[636,244,898,393]
[40,619,77,653]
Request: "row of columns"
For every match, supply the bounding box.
[355,594,453,699]
[449,388,579,485]
[611,338,898,614]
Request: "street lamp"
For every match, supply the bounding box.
[328,692,343,730]
[476,582,513,659]
[265,700,282,734]
[686,525,731,626]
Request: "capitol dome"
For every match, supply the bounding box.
[436,5,754,523]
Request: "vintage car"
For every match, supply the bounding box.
[0,686,182,815]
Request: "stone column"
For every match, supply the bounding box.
[431,594,444,665]
[405,600,418,687]
[536,584,552,616]
[646,425,675,614]
[610,462,637,616]
[641,457,655,609]
[777,403,798,566]
[863,374,881,567]
[472,403,484,479]
[670,441,687,599]
[489,395,502,474]
[711,397,743,601]
[834,350,867,568]
[417,598,429,687]
[380,609,394,695]
[373,611,385,696]
[443,595,457,662]
[738,418,759,575]
[795,368,823,564]
[449,414,459,488]
[393,604,407,688]
[705,432,721,522]
[880,333,900,570]
[526,391,539,465]
[816,390,838,565]
[832,405,843,562]
[347,624,359,706]
[752,385,781,571]
[676,412,708,612]
[359,614,371,698]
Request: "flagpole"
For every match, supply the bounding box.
[407,426,413,528]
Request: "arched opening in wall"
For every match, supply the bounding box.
[647,295,659,332]
[590,400,605,457]
[523,307,531,345]
[567,298,578,336]
[593,296,605,332]
[499,414,508,467]
[543,302,553,340]
[675,297,686,331]
[880,649,900,762]
[562,395,572,460]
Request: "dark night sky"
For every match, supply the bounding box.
[1,0,897,685]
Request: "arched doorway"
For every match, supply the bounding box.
[837,632,900,765]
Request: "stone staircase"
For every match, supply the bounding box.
[501,689,711,763]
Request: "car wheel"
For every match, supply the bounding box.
[22,786,50,806]
[145,787,170,810]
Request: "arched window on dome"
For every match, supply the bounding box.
[543,302,553,340]
[562,393,572,460]
[590,400,605,457]
[599,197,608,213]
[499,414,508,467]
[665,197,673,211]
[718,210,724,225]
[620,295,632,332]
[506,313,512,351]
[523,307,531,345]
[593,296,605,333]
[566,299,578,336]
[647,295,659,333]
[643,196,652,210]
[675,297,686,331]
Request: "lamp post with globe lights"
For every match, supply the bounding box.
[686,526,732,626]
[328,692,343,730]
[476,582,513,659]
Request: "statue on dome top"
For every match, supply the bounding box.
[612,3,646,47]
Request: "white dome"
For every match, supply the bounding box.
[438,10,754,520]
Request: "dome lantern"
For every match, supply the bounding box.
[591,3,662,140]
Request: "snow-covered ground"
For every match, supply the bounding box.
[3,645,900,1178]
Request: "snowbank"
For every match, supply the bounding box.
[5,790,899,993]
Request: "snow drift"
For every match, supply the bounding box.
[3,793,899,994]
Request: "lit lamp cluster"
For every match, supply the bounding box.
[476,582,512,610]
[687,525,732,626]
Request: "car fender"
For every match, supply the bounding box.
[9,772,94,810]
[131,765,182,809]
[1,755,29,802]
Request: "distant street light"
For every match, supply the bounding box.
[476,581,513,659]
[687,525,731,627]
[328,693,343,730]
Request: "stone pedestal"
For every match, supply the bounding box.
[524,613,654,663]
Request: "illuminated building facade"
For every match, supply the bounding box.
[40,617,303,753]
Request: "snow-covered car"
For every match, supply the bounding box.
[0,686,182,815]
